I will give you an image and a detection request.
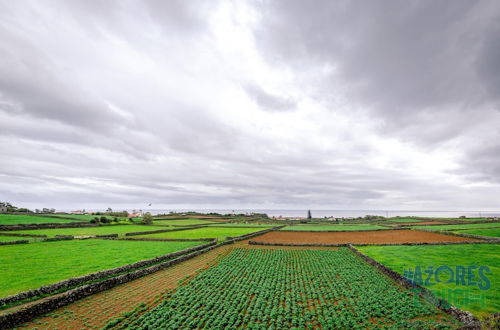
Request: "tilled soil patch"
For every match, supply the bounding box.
[250,230,481,245]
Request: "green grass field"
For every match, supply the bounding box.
[209,223,275,227]
[0,239,203,298]
[412,223,500,231]
[49,214,140,221]
[0,235,30,242]
[1,225,170,237]
[358,244,499,317]
[134,227,266,240]
[452,228,500,238]
[385,218,423,223]
[152,219,219,226]
[0,214,82,225]
[280,224,388,231]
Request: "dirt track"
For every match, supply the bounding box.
[250,229,481,245]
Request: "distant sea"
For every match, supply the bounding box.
[139,209,500,218]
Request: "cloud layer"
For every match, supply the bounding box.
[1,0,499,211]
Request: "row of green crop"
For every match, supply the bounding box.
[116,248,459,329]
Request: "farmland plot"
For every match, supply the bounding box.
[0,214,82,225]
[0,235,30,242]
[20,246,234,329]
[132,227,268,241]
[452,228,500,238]
[152,219,219,226]
[358,244,499,317]
[280,224,387,231]
[412,223,500,231]
[252,230,480,245]
[118,248,458,329]
[0,239,203,298]
[1,225,169,237]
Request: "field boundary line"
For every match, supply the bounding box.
[347,245,481,328]
[0,223,96,231]
[111,237,216,242]
[124,225,209,236]
[0,240,29,246]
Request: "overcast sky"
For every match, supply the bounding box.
[1,0,500,211]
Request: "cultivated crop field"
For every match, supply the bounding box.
[280,224,388,231]
[1,225,170,237]
[0,239,204,298]
[0,214,83,225]
[132,227,268,241]
[252,229,480,245]
[3,217,498,329]
[117,248,458,329]
[358,244,499,317]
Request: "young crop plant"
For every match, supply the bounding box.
[116,248,459,329]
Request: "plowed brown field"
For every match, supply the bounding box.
[249,229,481,245]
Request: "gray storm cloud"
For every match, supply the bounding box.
[0,0,499,211]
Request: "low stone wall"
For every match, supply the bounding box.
[0,223,96,231]
[0,240,29,246]
[0,241,215,308]
[124,225,207,237]
[114,237,216,242]
[347,245,480,328]
[0,233,46,238]
[0,240,230,329]
[249,241,347,247]
[41,237,74,242]
[228,226,284,242]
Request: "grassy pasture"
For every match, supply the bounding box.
[280,224,388,231]
[358,244,499,317]
[50,214,139,221]
[452,228,500,238]
[412,223,500,231]
[0,239,203,298]
[0,214,82,225]
[209,223,275,227]
[1,225,170,237]
[0,235,30,242]
[152,219,219,226]
[133,227,267,241]
[385,218,423,223]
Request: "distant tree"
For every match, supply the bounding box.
[307,210,312,220]
[141,212,153,225]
